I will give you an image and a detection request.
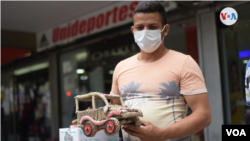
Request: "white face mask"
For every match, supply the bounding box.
[133,26,165,53]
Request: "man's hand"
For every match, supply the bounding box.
[122,120,164,141]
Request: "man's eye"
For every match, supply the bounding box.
[137,27,143,30]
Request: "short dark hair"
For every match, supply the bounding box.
[133,1,167,26]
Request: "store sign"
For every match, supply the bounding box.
[36,1,178,52]
[36,1,139,52]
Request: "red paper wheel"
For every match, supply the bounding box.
[105,118,120,136]
[83,122,97,137]
[106,120,115,133]
[84,123,91,135]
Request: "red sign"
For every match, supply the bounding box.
[53,1,138,43]
[36,1,139,52]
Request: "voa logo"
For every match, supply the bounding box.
[226,129,246,136]
[220,7,238,26]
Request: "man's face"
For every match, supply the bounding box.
[131,12,169,37]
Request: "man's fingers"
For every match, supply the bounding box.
[123,124,141,132]
[122,128,140,137]
[140,120,148,126]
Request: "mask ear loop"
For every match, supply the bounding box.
[160,25,166,40]
[161,25,166,32]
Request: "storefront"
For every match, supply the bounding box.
[1,1,206,141]
[2,1,249,141]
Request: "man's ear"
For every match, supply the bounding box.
[164,24,170,36]
[131,26,134,35]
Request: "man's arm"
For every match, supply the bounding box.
[123,93,211,141]
[160,93,211,139]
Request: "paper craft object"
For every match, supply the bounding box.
[245,59,250,105]
[72,92,143,137]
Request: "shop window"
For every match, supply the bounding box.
[1,60,51,141]
[217,3,250,125]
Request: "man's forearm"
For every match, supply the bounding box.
[159,110,211,140]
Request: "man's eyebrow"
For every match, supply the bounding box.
[148,23,159,26]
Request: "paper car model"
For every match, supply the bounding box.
[74,92,143,137]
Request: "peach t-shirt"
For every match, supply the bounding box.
[111,49,207,141]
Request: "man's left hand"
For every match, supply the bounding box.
[122,120,164,141]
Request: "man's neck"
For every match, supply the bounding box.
[138,45,167,63]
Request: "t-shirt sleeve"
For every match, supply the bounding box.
[180,56,207,95]
[110,63,121,95]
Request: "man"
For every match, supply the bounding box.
[110,1,211,141]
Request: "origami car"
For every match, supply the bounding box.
[74,92,143,137]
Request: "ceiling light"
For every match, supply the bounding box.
[243,60,249,64]
[76,69,85,74]
[109,70,114,74]
[76,51,88,61]
[14,62,49,76]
